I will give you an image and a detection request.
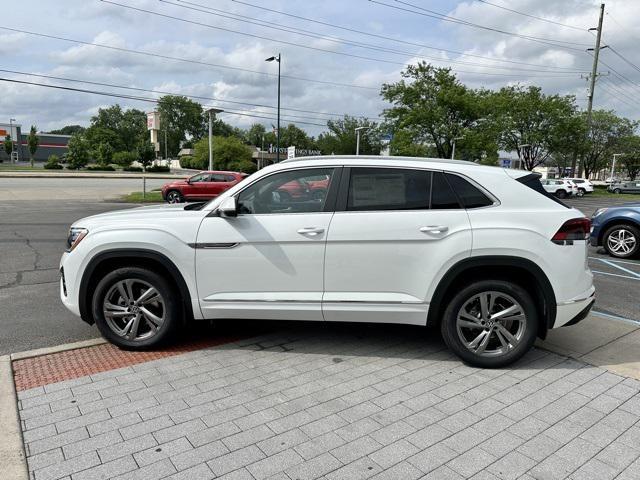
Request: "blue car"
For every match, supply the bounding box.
[590,203,640,258]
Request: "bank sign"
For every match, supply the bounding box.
[268,145,321,156]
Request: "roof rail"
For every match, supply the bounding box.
[279,155,477,165]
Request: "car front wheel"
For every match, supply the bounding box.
[166,190,184,203]
[92,267,180,349]
[440,280,538,368]
[603,224,639,259]
[614,188,622,194]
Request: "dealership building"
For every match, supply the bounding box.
[0,122,71,162]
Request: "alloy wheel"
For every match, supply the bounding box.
[607,228,637,256]
[103,279,165,341]
[456,291,527,357]
[167,191,182,203]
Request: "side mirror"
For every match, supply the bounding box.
[218,196,238,217]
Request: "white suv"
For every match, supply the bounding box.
[60,157,595,367]
[564,178,594,196]
[541,178,578,198]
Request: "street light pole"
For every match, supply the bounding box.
[9,118,16,163]
[355,127,370,155]
[451,137,463,160]
[205,108,224,171]
[611,153,623,183]
[265,54,281,162]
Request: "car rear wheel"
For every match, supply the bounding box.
[440,280,538,368]
[166,190,184,203]
[603,224,640,259]
[92,267,180,349]
[556,189,567,199]
[614,188,622,194]
[577,188,585,197]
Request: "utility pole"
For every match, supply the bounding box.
[265,54,281,162]
[451,136,463,160]
[205,108,223,171]
[355,127,370,155]
[578,3,606,177]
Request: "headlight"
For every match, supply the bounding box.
[592,208,608,218]
[67,227,88,252]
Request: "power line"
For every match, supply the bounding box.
[177,0,591,73]
[228,0,592,71]
[102,1,589,77]
[0,68,380,121]
[597,79,640,109]
[0,26,378,91]
[600,77,640,107]
[0,77,328,127]
[476,0,588,31]
[368,0,591,52]
[607,45,640,75]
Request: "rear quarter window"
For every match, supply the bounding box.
[445,173,494,208]
[518,173,569,208]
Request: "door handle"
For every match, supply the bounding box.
[297,227,325,236]
[420,225,449,234]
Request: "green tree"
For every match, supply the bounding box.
[157,95,206,157]
[581,110,636,178]
[316,116,380,155]
[244,123,267,147]
[381,63,488,159]
[49,125,86,135]
[27,125,39,167]
[489,85,576,171]
[279,124,317,150]
[90,105,147,152]
[618,135,640,180]
[136,139,156,171]
[548,113,588,176]
[95,142,114,166]
[66,134,90,169]
[193,135,253,171]
[85,126,124,153]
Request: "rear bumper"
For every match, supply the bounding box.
[552,287,596,328]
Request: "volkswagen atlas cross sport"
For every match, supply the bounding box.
[60,156,595,368]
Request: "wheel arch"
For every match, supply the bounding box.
[427,256,557,339]
[79,249,194,326]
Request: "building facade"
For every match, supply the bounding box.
[0,122,72,162]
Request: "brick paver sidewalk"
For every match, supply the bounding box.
[15,324,640,480]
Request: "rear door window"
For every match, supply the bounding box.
[347,168,430,211]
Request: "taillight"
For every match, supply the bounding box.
[552,218,590,244]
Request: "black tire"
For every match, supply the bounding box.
[555,189,567,199]
[166,190,184,204]
[603,224,640,259]
[92,267,180,349]
[577,188,585,197]
[440,280,538,368]
[614,188,622,194]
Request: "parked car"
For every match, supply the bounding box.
[564,178,594,196]
[541,178,578,198]
[277,174,330,202]
[590,203,640,258]
[608,181,640,194]
[60,156,594,368]
[161,171,247,203]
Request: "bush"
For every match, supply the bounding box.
[193,135,252,170]
[113,151,138,167]
[227,159,257,174]
[123,166,143,172]
[87,164,116,171]
[146,164,170,173]
[44,154,63,169]
[179,155,205,170]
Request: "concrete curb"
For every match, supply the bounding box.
[0,355,29,480]
[10,337,107,361]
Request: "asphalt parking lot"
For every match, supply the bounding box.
[0,180,638,355]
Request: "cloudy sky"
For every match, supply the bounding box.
[1,0,638,136]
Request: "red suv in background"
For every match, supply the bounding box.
[161,171,247,203]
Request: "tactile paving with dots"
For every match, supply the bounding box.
[13,335,245,391]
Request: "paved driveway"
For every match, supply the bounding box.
[15,325,640,480]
